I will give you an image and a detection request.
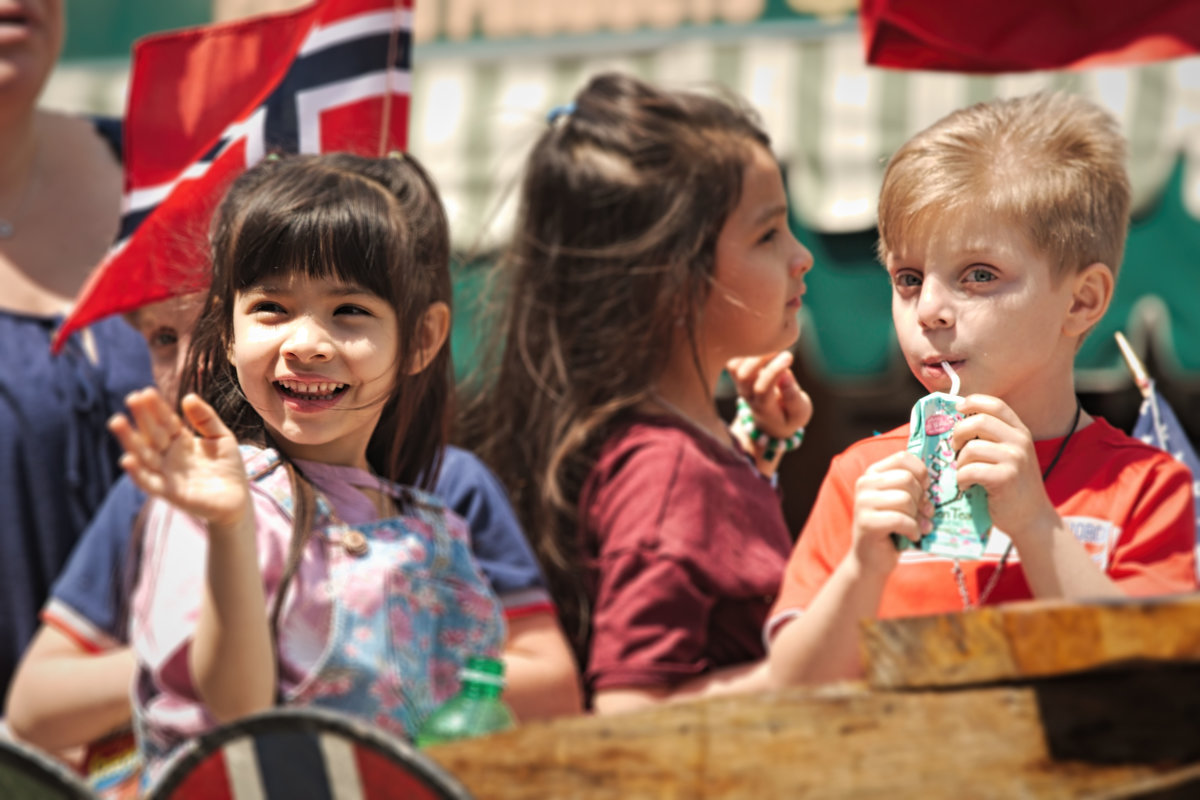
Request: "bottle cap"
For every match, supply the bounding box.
[461,655,505,688]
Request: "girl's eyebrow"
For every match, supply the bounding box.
[753,204,788,227]
[328,284,372,297]
[243,281,371,297]
[242,282,285,295]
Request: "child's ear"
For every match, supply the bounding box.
[1063,262,1114,338]
[408,301,451,375]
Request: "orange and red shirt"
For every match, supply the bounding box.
[769,416,1197,635]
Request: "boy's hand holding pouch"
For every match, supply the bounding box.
[894,362,992,558]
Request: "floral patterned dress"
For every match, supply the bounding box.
[130,446,505,786]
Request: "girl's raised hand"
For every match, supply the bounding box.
[727,351,813,469]
[109,388,251,528]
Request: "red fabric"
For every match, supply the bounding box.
[579,415,793,695]
[353,745,448,799]
[502,602,558,621]
[53,0,412,351]
[170,750,235,800]
[861,0,1200,73]
[770,416,1197,630]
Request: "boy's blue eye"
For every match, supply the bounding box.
[966,267,996,283]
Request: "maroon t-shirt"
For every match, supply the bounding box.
[578,414,793,696]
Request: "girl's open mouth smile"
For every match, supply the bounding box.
[274,380,349,407]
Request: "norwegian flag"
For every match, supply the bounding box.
[53,0,412,352]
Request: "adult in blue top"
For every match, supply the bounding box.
[0,0,153,699]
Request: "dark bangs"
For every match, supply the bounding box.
[229,168,405,303]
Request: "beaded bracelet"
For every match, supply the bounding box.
[734,397,805,460]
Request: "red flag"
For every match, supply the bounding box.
[861,0,1200,73]
[53,0,412,352]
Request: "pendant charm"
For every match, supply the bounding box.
[342,529,369,557]
[0,219,13,239]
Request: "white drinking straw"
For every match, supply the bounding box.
[942,361,960,396]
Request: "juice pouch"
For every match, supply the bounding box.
[894,392,992,559]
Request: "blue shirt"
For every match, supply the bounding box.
[0,312,153,692]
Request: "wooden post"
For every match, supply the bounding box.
[1115,331,1153,399]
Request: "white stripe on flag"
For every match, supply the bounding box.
[224,738,268,800]
[124,108,267,212]
[300,10,414,57]
[239,107,268,167]
[295,68,412,154]
[126,159,215,211]
[318,733,366,800]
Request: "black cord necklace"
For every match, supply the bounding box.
[954,397,1084,609]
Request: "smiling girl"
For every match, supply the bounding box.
[108,153,505,784]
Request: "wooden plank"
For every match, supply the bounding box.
[863,592,1200,690]
[425,666,1200,800]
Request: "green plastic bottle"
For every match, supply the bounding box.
[415,655,515,747]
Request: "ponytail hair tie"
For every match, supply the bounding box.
[546,102,576,125]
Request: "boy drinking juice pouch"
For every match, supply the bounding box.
[895,362,992,558]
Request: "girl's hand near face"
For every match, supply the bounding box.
[109,388,251,529]
[727,351,812,475]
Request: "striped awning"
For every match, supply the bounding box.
[409,26,1200,245]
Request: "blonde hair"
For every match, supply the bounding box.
[877,91,1131,282]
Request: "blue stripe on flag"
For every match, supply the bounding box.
[264,30,407,153]
[252,729,336,800]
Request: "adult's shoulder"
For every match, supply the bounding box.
[37,109,121,168]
